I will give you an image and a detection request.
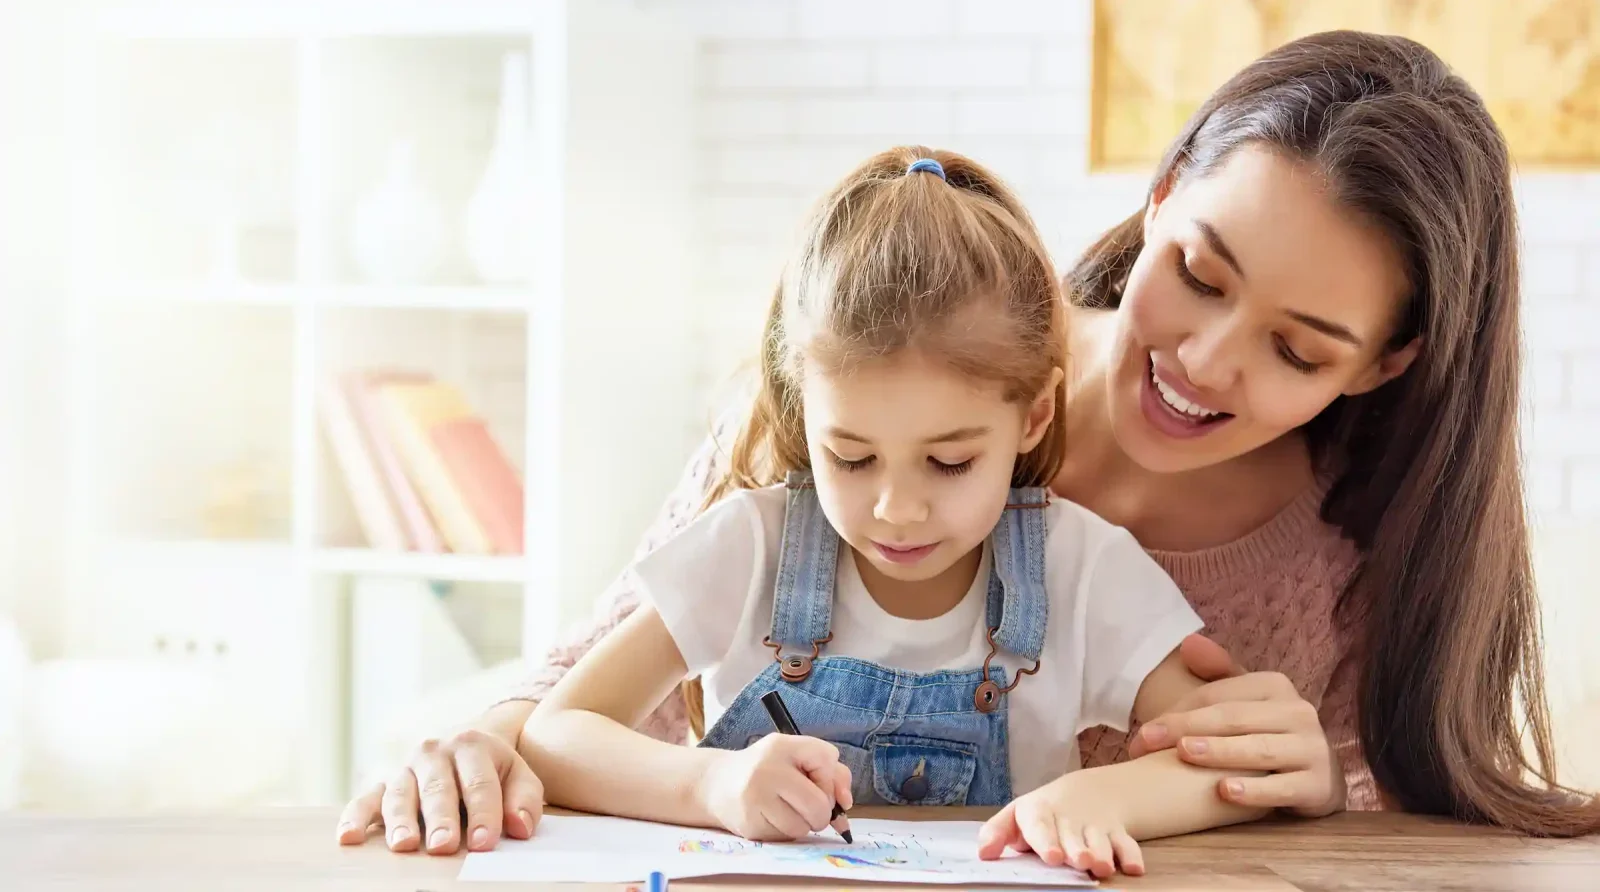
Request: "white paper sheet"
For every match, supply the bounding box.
[458,814,1096,886]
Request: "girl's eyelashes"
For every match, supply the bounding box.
[829,453,875,472]
[930,457,973,477]
[825,451,975,477]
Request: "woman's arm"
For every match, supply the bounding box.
[1317,649,1382,809]
[335,414,733,854]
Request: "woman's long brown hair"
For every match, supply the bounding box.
[682,146,1070,740]
[1069,30,1599,836]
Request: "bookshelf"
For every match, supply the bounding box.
[60,0,696,803]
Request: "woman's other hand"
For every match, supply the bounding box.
[1128,634,1346,817]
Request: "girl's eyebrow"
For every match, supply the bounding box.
[825,426,990,444]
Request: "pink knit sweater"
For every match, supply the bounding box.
[500,427,1378,810]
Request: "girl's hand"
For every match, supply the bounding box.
[1126,634,1345,817]
[336,725,545,854]
[699,734,853,842]
[976,774,1144,879]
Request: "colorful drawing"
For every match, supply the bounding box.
[677,833,948,872]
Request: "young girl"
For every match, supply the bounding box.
[521,148,1268,878]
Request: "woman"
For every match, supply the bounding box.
[338,30,1600,855]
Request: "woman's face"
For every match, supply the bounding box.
[1107,144,1420,474]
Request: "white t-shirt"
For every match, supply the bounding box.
[632,485,1203,796]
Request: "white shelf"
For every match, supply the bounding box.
[312,547,526,583]
[85,281,537,311]
[63,0,698,808]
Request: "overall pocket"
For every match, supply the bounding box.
[870,735,978,806]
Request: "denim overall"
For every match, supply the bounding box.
[697,471,1050,806]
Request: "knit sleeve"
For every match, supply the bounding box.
[490,413,735,744]
[1320,646,1381,810]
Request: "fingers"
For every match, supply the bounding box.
[828,763,853,840]
[830,762,854,812]
[1177,732,1317,772]
[1079,825,1114,879]
[1014,802,1066,866]
[1218,772,1316,809]
[1109,830,1145,876]
[760,787,818,840]
[1164,672,1304,716]
[452,742,504,852]
[1134,697,1317,758]
[1052,816,1084,873]
[411,743,464,854]
[500,756,546,840]
[336,782,385,845]
[976,801,1018,860]
[379,769,422,852]
[1178,633,1246,681]
[781,767,837,833]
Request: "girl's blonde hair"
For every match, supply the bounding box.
[684,145,1069,737]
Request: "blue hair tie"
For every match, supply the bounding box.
[906,158,947,181]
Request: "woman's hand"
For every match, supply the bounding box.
[1127,635,1345,818]
[336,710,545,854]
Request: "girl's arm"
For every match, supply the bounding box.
[1063,651,1271,840]
[521,597,854,841]
[519,603,722,826]
[977,650,1270,878]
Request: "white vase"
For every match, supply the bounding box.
[350,140,444,285]
[463,52,537,286]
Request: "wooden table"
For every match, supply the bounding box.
[4,807,1598,892]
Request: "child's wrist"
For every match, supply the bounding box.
[686,747,735,829]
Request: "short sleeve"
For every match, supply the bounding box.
[1075,529,1205,733]
[631,489,771,677]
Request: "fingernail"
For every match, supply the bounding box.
[471,826,490,849]
[1143,723,1168,744]
[518,809,534,833]
[337,821,354,836]
[390,826,411,845]
[1225,780,1245,798]
[1184,738,1209,755]
[429,827,451,849]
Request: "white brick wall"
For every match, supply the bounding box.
[678,0,1600,527]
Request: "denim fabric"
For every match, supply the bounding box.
[698,471,1050,807]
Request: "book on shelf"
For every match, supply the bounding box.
[319,369,524,556]
[318,378,408,551]
[343,369,445,554]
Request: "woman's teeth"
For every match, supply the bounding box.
[1152,367,1223,419]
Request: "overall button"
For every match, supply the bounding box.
[780,654,812,682]
[899,758,929,801]
[973,680,1001,713]
[899,774,929,801]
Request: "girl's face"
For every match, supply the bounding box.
[1108,144,1420,474]
[801,350,1057,592]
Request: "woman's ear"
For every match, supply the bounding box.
[1345,337,1421,396]
[1019,367,1065,453]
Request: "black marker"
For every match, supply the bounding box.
[760,690,853,844]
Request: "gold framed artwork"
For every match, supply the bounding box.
[1090,0,1600,171]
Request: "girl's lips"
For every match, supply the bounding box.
[872,541,938,565]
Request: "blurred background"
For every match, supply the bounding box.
[0,0,1596,813]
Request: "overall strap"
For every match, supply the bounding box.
[983,485,1051,662]
[767,470,838,650]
